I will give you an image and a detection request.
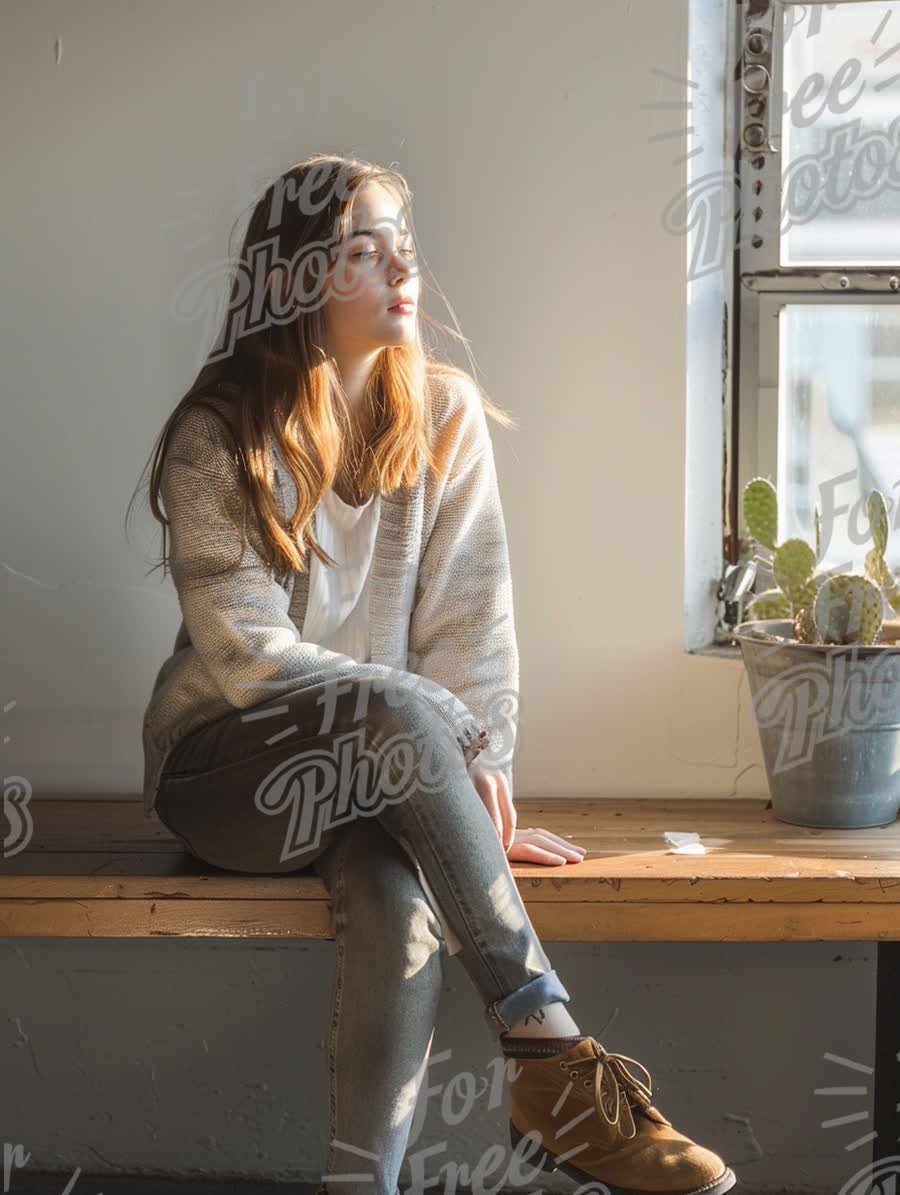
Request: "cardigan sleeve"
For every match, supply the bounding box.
[160,403,488,764]
[406,391,520,798]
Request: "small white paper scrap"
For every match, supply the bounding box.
[663,830,707,855]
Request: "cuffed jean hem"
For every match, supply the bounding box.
[485,968,571,1033]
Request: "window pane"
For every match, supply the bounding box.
[781,1,900,266]
[778,304,900,573]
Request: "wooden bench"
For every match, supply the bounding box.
[4,795,900,1165]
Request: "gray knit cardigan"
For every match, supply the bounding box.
[141,370,519,820]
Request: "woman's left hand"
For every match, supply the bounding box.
[467,763,589,864]
[506,828,588,865]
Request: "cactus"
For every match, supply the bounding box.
[863,491,900,615]
[749,588,792,619]
[741,476,896,645]
[773,539,817,610]
[742,478,823,641]
[793,605,817,644]
[744,478,778,550]
[814,575,883,645]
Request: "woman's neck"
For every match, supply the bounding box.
[330,348,380,416]
[332,404,377,508]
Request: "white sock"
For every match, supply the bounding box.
[502,1001,581,1038]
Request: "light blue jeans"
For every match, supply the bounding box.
[155,675,572,1195]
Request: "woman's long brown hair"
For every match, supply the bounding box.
[127,152,515,585]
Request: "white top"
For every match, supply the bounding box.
[302,486,462,955]
[301,486,381,661]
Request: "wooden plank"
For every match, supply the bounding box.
[0,871,899,903]
[1,796,899,940]
[0,900,335,939]
[0,898,897,941]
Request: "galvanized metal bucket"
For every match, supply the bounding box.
[733,619,900,829]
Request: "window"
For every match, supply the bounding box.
[716,0,900,644]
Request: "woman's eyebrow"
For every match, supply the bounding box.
[351,225,412,238]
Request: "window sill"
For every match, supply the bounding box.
[687,641,742,660]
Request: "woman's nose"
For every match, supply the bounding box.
[389,254,411,281]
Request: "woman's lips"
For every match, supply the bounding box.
[388,302,415,314]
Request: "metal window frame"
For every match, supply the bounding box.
[719,0,900,644]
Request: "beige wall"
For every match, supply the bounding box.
[1,0,764,801]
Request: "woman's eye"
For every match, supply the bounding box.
[350,246,415,261]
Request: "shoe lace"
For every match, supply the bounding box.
[560,1043,655,1141]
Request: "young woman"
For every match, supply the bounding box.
[132,154,736,1195]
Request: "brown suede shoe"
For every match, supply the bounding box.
[504,1036,736,1195]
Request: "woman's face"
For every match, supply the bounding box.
[321,182,420,356]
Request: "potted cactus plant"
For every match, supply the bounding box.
[732,477,900,829]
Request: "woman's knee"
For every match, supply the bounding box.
[263,679,464,850]
[361,681,462,785]
[315,675,463,768]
